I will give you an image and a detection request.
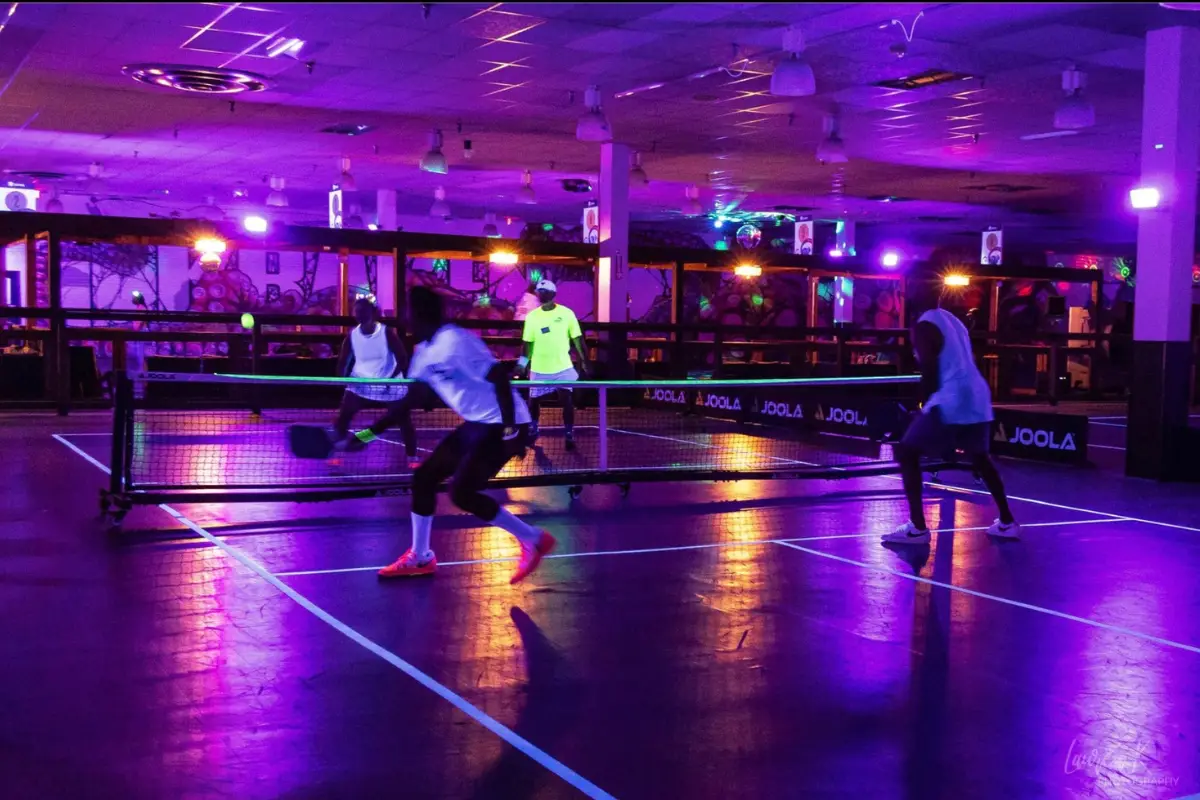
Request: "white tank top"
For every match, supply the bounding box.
[918,309,993,424]
[350,324,397,379]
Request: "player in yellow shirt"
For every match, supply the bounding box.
[518,279,589,451]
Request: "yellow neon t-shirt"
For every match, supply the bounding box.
[522,304,581,375]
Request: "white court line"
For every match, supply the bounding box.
[774,540,1200,656]
[52,434,616,800]
[52,432,111,437]
[272,518,1128,578]
[919,477,1200,534]
[1089,421,1128,428]
[607,426,824,468]
[613,426,1200,536]
[1088,443,1126,451]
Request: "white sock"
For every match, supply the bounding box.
[491,508,540,545]
[410,513,433,560]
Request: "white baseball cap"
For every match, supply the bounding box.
[535,278,557,293]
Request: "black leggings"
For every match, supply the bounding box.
[412,422,527,520]
[334,390,416,457]
[529,388,575,431]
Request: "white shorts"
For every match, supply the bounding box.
[348,381,409,404]
[529,367,578,399]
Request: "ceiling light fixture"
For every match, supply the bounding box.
[770,25,815,97]
[1054,66,1094,130]
[1129,186,1161,210]
[430,186,451,218]
[243,215,269,234]
[517,170,536,205]
[630,151,648,185]
[420,130,448,174]
[482,211,500,238]
[816,111,848,164]
[338,156,356,192]
[85,162,106,196]
[576,85,613,142]
[266,175,288,208]
[196,195,225,221]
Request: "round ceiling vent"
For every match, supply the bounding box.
[4,170,73,181]
[122,64,269,94]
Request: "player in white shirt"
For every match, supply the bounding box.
[343,286,555,584]
[331,296,418,468]
[882,307,1019,544]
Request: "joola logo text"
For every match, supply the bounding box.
[994,424,1076,451]
[645,388,687,404]
[814,405,867,426]
[700,393,741,411]
[760,401,803,419]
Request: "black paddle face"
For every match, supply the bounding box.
[289,424,334,459]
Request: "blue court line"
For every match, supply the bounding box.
[774,540,1200,656]
[52,434,617,800]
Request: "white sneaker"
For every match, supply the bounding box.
[987,519,1020,539]
[881,520,931,545]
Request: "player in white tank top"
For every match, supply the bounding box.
[882,307,1019,545]
[331,297,417,465]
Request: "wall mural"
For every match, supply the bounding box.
[685,271,807,328]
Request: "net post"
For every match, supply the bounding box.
[109,371,129,495]
[249,320,262,416]
[598,386,608,473]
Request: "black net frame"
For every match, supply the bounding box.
[104,371,931,508]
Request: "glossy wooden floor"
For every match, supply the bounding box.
[4,411,1200,799]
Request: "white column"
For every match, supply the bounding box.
[1127,25,1200,479]
[597,142,630,323]
[376,189,397,231]
[1133,27,1199,343]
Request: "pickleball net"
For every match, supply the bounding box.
[105,371,922,506]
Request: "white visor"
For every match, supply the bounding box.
[535,279,557,293]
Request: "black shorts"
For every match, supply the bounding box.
[901,407,990,458]
[421,421,530,484]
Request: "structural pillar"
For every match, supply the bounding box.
[597,142,630,323]
[1127,26,1200,479]
[597,142,631,378]
[377,189,397,231]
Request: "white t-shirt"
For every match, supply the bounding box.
[409,324,531,425]
[918,309,993,425]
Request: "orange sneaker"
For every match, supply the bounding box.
[378,549,437,579]
[510,531,556,585]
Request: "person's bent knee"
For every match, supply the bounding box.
[894,441,920,463]
[449,480,497,520]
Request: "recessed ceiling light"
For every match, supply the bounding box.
[320,123,373,136]
[1019,130,1080,141]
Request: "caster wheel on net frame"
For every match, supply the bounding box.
[568,485,583,500]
